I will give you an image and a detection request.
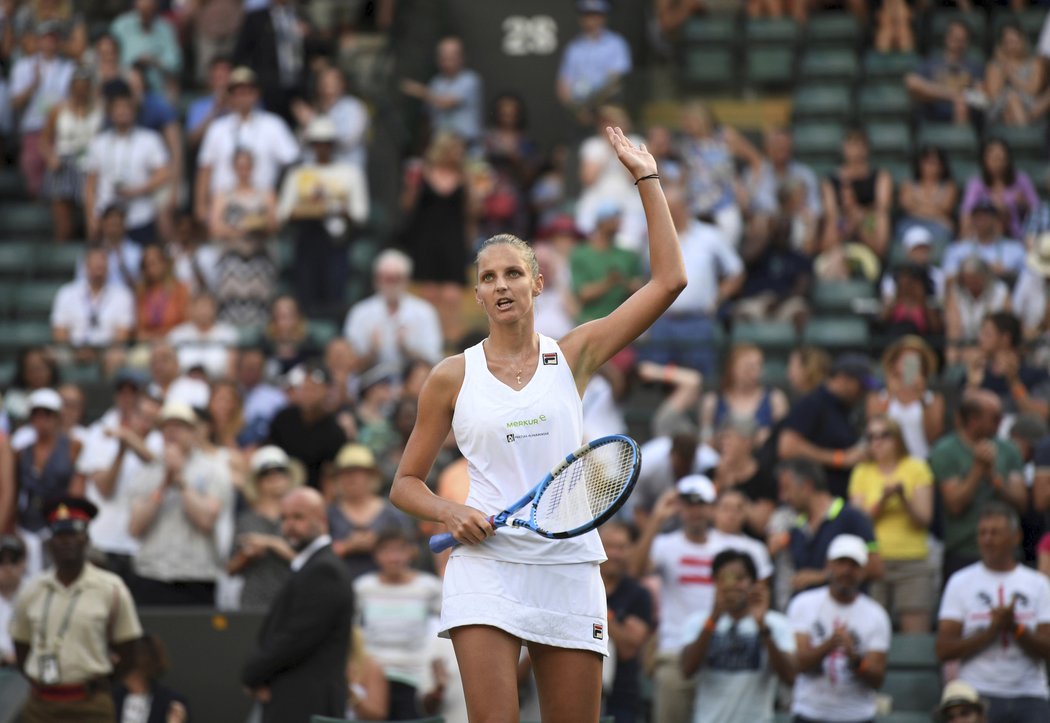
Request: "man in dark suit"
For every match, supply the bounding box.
[232,0,307,123]
[242,487,354,723]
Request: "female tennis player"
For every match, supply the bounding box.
[390,127,686,723]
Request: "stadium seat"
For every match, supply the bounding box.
[991,8,1047,45]
[0,243,35,280]
[14,281,64,320]
[951,159,980,188]
[917,124,978,161]
[2,204,52,238]
[880,713,937,723]
[731,321,797,350]
[684,48,736,90]
[928,9,987,48]
[863,51,920,80]
[865,121,913,160]
[237,325,262,347]
[0,169,24,200]
[276,237,295,271]
[799,49,859,83]
[32,243,82,278]
[746,47,796,89]
[987,123,1047,157]
[793,122,846,164]
[878,159,912,186]
[805,13,862,49]
[887,633,937,669]
[683,15,738,45]
[0,321,53,349]
[1017,157,1048,191]
[802,317,869,350]
[858,83,912,120]
[763,357,789,386]
[883,669,942,713]
[812,280,877,314]
[61,363,102,385]
[792,85,854,121]
[745,18,800,46]
[308,319,339,347]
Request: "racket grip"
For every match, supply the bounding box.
[429,532,459,553]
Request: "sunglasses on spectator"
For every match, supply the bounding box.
[866,430,892,441]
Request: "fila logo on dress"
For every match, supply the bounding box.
[542,353,558,366]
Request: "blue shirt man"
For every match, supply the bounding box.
[557,0,632,109]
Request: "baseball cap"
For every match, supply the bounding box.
[577,0,611,13]
[676,474,716,504]
[595,199,622,223]
[287,363,329,388]
[0,534,26,560]
[972,198,999,216]
[939,680,984,716]
[334,443,378,472]
[44,496,98,534]
[228,66,257,89]
[251,445,291,477]
[28,388,62,414]
[304,117,337,144]
[827,534,869,567]
[158,400,197,426]
[831,353,877,389]
[113,367,149,391]
[902,226,933,251]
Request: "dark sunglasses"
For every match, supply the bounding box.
[866,431,892,441]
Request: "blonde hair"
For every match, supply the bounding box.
[424,131,465,167]
[476,234,540,279]
[721,343,763,393]
[792,346,831,394]
[868,414,908,460]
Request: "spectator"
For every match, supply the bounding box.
[10,381,87,452]
[898,145,958,241]
[880,226,947,306]
[966,312,1050,421]
[267,362,347,489]
[112,634,189,723]
[1011,235,1050,341]
[0,535,27,667]
[742,126,822,221]
[229,446,298,610]
[787,534,890,723]
[630,476,725,723]
[261,295,318,377]
[3,346,58,426]
[629,426,720,529]
[533,233,580,340]
[128,400,234,606]
[959,139,1038,241]
[233,0,309,123]
[400,35,482,146]
[78,205,140,290]
[277,116,370,317]
[136,244,190,342]
[109,0,181,91]
[148,341,210,409]
[786,345,831,399]
[680,101,762,248]
[599,521,654,723]
[944,257,1011,366]
[570,201,643,323]
[638,185,743,376]
[195,66,299,225]
[821,127,893,260]
[555,0,631,124]
[905,19,984,125]
[398,132,472,344]
[710,418,776,536]
[185,54,232,149]
[328,443,412,581]
[708,489,774,580]
[83,80,170,244]
[483,92,538,188]
[39,64,100,241]
[679,549,796,723]
[292,65,368,171]
[945,199,1026,283]
[778,457,879,594]
[343,249,443,372]
[85,32,123,88]
[937,680,987,723]
[9,497,142,723]
[868,335,945,459]
[882,259,946,344]
[937,501,1050,723]
[778,354,873,498]
[181,0,242,85]
[169,210,221,294]
[237,347,287,447]
[701,344,788,446]
[986,22,1046,127]
[848,415,934,633]
[931,389,1026,580]
[11,21,73,198]
[207,379,246,452]
[51,244,135,358]
[356,529,444,720]
[10,0,86,60]
[241,487,355,723]
[167,292,238,379]
[874,0,915,53]
[346,626,391,721]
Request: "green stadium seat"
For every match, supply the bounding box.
[746,47,796,88]
[928,10,987,47]
[917,124,978,161]
[685,48,735,89]
[762,358,788,386]
[237,325,262,347]
[879,713,937,723]
[883,669,942,712]
[683,15,738,45]
[863,51,920,80]
[0,169,24,200]
[276,237,294,271]
[879,159,912,186]
[14,281,63,319]
[0,321,53,349]
[1017,157,1048,190]
[865,121,912,160]
[951,158,980,188]
[858,83,912,119]
[0,360,15,385]
[731,321,797,350]
[792,85,853,121]
[3,204,52,237]
[61,363,102,385]
[308,319,339,347]
[0,242,36,280]
[802,317,869,349]
[32,243,82,278]
[745,18,800,45]
[793,122,845,164]
[987,124,1047,157]
[812,280,877,314]
[0,281,17,315]
[887,633,937,669]
[806,13,862,48]
[799,49,859,82]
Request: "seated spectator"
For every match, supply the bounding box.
[959,139,1038,241]
[83,80,170,244]
[167,292,238,379]
[128,401,233,606]
[710,419,776,536]
[10,21,73,198]
[986,22,1047,127]
[1011,235,1050,341]
[786,345,831,400]
[778,354,872,498]
[599,522,654,723]
[821,127,893,260]
[354,528,442,721]
[778,458,880,593]
[10,381,88,452]
[628,426,719,531]
[680,101,762,248]
[937,681,988,723]
[645,124,684,185]
[181,0,241,86]
[277,116,369,317]
[39,65,100,241]
[109,0,181,92]
[483,92,538,188]
[937,502,1050,722]
[701,344,787,446]
[136,244,190,342]
[680,549,796,723]
[78,205,141,290]
[742,126,822,223]
[10,0,86,60]
[185,55,232,149]
[3,347,58,427]
[945,200,1026,283]
[112,634,189,723]
[51,245,135,356]
[169,210,221,294]
[931,389,1026,580]
[880,227,947,306]
[905,19,984,125]
[148,341,210,409]
[708,490,774,580]
[293,65,369,171]
[879,262,944,342]
[343,249,443,373]
[898,145,958,242]
[228,446,297,609]
[236,348,286,447]
[868,335,945,459]
[352,367,400,463]
[570,202,643,323]
[84,32,123,88]
[206,378,246,454]
[329,443,412,581]
[261,295,318,377]
[944,258,1011,366]
[0,535,27,667]
[787,534,890,723]
[967,311,1050,421]
[874,0,915,53]
[400,35,482,145]
[267,362,347,489]
[848,416,934,632]
[555,0,631,125]
[473,155,530,243]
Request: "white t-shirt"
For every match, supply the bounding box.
[681,610,796,723]
[167,322,239,379]
[198,110,299,193]
[84,127,169,229]
[574,133,648,252]
[788,587,891,722]
[354,571,442,688]
[343,293,443,368]
[582,375,626,441]
[50,280,136,348]
[650,531,734,652]
[707,529,774,581]
[939,562,1050,699]
[9,54,73,132]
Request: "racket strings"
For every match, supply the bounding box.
[534,441,635,533]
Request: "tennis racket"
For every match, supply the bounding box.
[429,434,641,553]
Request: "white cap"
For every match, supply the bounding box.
[251,445,291,477]
[28,388,62,413]
[902,226,933,251]
[304,117,337,144]
[675,474,716,504]
[827,534,869,566]
[158,400,197,426]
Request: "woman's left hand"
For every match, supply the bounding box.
[606,126,657,181]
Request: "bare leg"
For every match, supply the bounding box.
[450,625,522,723]
[528,641,603,723]
[51,199,75,242]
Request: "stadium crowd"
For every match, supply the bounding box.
[4,0,1050,722]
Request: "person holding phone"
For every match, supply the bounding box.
[867,335,945,459]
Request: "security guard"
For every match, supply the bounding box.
[9,497,142,722]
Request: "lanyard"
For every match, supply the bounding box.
[36,586,83,653]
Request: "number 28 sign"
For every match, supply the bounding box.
[502,16,558,56]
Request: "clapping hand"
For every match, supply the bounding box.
[606,126,657,182]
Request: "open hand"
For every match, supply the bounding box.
[606,126,657,181]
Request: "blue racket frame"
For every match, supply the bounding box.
[429,434,641,553]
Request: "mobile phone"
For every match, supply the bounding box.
[902,354,921,387]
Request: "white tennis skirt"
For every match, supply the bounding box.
[439,555,609,656]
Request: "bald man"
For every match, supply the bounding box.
[242,488,355,723]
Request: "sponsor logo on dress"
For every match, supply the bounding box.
[506,433,515,443]
[542,353,558,365]
[593,622,604,640]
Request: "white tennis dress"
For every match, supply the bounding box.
[440,333,609,655]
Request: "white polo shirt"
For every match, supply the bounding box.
[50,280,135,347]
[343,293,443,367]
[198,110,299,194]
[167,321,239,378]
[84,127,169,228]
[664,220,743,316]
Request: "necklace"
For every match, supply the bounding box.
[485,340,533,386]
